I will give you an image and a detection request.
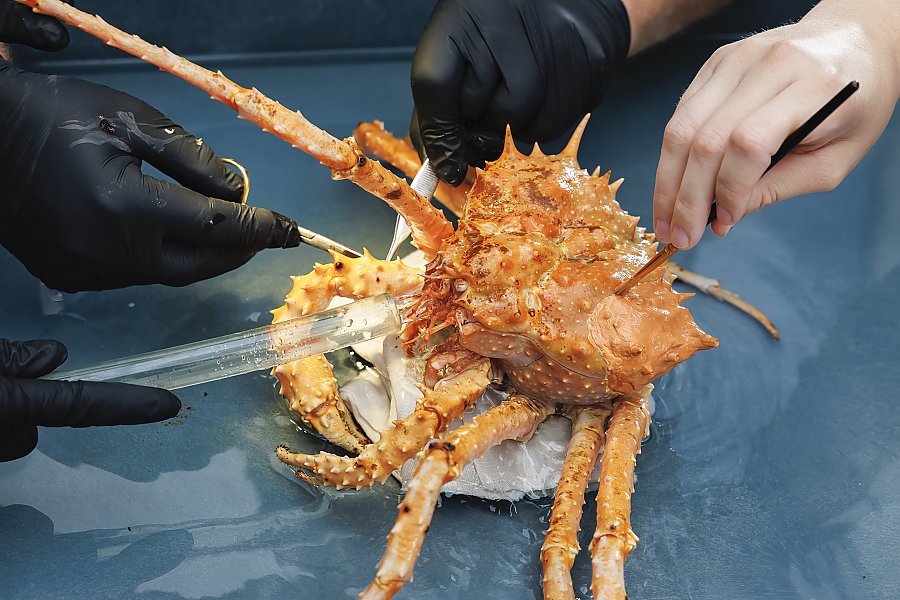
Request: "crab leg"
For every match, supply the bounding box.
[361,395,556,600]
[666,262,780,340]
[18,0,452,257]
[541,405,611,600]
[277,353,491,489]
[271,250,422,453]
[590,390,651,600]
[353,121,472,217]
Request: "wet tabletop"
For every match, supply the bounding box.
[2,40,899,600]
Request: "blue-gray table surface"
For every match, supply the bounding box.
[2,36,899,600]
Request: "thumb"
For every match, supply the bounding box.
[0,378,180,427]
[0,3,69,51]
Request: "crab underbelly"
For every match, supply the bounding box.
[504,355,615,404]
[458,322,615,404]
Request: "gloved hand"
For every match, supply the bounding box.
[410,0,631,185]
[0,61,301,293]
[0,0,70,51]
[0,338,180,462]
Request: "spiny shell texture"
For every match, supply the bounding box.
[426,120,718,403]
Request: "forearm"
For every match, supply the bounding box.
[621,0,731,56]
[802,0,900,98]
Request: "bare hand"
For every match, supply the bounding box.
[653,2,900,249]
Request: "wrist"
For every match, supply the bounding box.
[621,0,731,56]
[588,0,632,65]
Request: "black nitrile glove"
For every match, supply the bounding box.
[0,62,301,293]
[410,0,631,185]
[0,338,180,462]
[0,0,70,51]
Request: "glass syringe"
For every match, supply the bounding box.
[43,294,401,390]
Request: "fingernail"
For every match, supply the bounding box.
[716,206,734,226]
[670,226,690,249]
[723,224,734,236]
[269,212,301,249]
[654,219,670,243]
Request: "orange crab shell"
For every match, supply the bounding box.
[424,121,718,403]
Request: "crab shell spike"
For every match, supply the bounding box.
[591,166,602,177]
[531,142,545,157]
[500,125,522,160]
[610,177,625,195]
[560,113,591,162]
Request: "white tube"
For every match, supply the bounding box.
[44,294,401,390]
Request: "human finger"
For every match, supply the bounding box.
[666,67,799,247]
[0,2,69,51]
[138,174,300,249]
[104,107,244,202]
[411,20,468,185]
[478,50,543,137]
[0,378,180,427]
[712,79,854,234]
[0,338,67,378]
[458,59,500,129]
[653,54,747,242]
[155,242,255,287]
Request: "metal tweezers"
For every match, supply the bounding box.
[296,225,362,258]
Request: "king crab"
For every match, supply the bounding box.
[18,2,778,598]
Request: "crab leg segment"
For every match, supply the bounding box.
[541,405,611,600]
[361,395,556,600]
[666,262,780,340]
[18,0,452,257]
[277,356,491,489]
[271,251,422,453]
[590,390,651,600]
[353,121,471,217]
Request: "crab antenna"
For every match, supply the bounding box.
[561,114,591,162]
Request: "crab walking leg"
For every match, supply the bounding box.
[361,396,556,600]
[590,390,651,600]
[666,262,780,340]
[18,0,452,257]
[541,405,611,600]
[353,121,472,217]
[271,251,423,453]
[277,357,491,489]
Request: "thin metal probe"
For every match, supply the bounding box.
[296,226,362,258]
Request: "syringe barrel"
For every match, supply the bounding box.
[44,294,400,390]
